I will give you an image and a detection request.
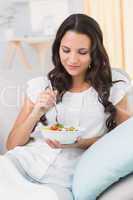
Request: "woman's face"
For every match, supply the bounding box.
[59,31,91,80]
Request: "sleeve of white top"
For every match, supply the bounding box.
[109,70,132,105]
[26,76,49,104]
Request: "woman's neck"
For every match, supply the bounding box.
[70,79,90,92]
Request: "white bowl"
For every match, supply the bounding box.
[39,127,83,144]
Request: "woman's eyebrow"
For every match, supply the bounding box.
[78,48,90,51]
[61,45,70,49]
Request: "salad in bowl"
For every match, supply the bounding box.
[37,123,83,144]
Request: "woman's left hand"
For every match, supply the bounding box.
[45,136,101,150]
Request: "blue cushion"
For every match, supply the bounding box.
[72,117,133,200]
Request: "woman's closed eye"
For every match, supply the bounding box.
[78,50,89,55]
[77,47,90,55]
[62,49,70,53]
[62,47,90,55]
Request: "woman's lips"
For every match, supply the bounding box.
[68,65,80,69]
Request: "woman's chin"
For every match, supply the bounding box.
[66,70,80,76]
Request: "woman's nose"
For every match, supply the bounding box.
[69,53,79,64]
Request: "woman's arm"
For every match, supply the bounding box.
[6,97,42,150]
[6,89,57,150]
[45,136,102,150]
[115,95,132,125]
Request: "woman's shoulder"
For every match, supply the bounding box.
[110,68,131,105]
[111,68,130,83]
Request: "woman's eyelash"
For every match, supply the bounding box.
[78,51,88,55]
[62,49,89,54]
[62,49,70,53]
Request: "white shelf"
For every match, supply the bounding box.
[11,0,29,3]
[6,36,52,43]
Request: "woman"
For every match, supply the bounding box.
[0,13,131,199]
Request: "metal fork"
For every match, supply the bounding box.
[48,80,59,124]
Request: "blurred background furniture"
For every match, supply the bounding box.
[3,36,51,69]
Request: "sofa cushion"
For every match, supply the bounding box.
[72,117,133,200]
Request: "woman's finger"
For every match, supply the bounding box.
[45,139,56,148]
[45,139,61,148]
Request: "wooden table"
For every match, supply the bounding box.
[3,36,52,69]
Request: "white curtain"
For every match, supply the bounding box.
[83,0,133,79]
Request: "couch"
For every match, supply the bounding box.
[0,67,133,199]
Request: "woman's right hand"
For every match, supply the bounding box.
[7,88,58,150]
[33,88,57,116]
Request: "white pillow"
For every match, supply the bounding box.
[72,117,133,200]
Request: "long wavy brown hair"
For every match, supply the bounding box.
[40,13,119,132]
